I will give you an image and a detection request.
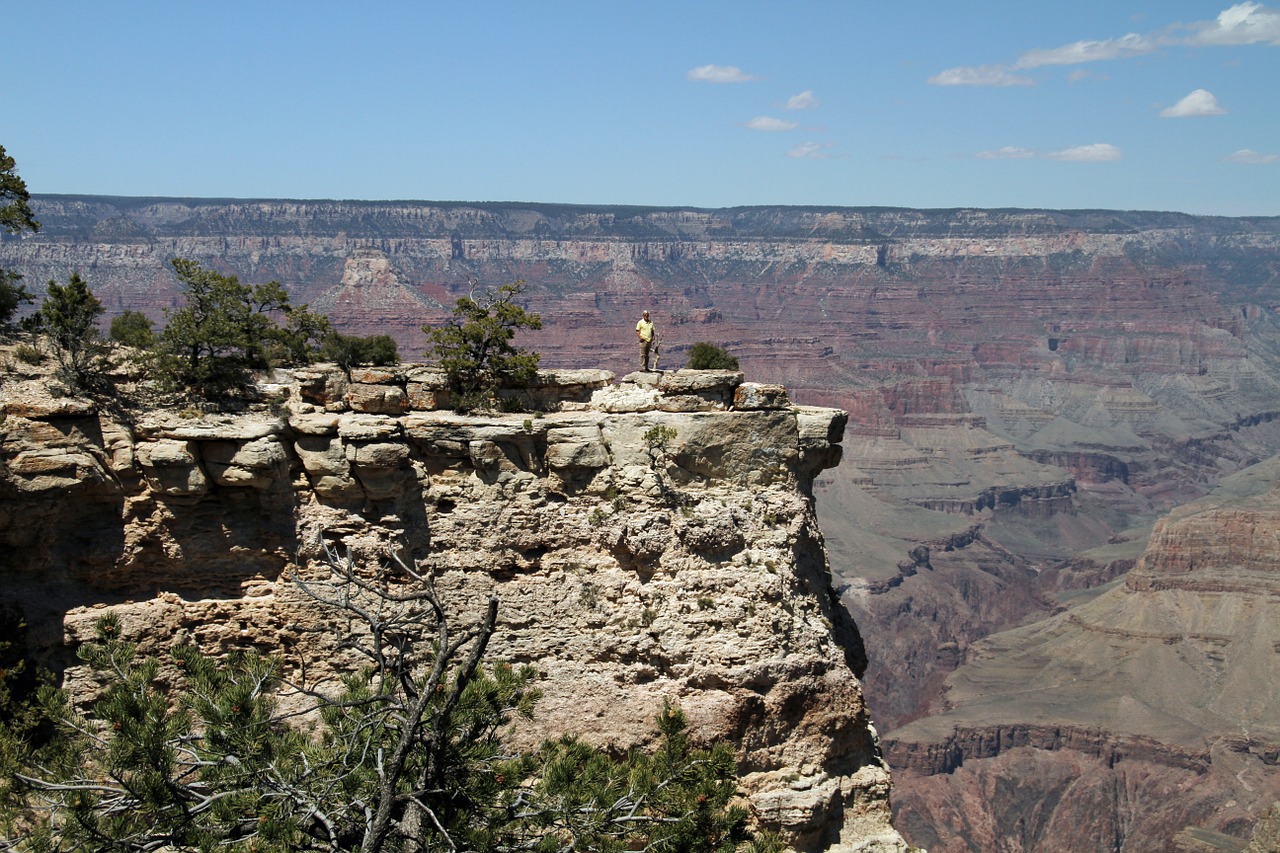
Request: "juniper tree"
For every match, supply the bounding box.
[35,272,108,390]
[0,145,40,330]
[686,343,739,371]
[322,333,400,374]
[424,280,542,411]
[108,310,155,349]
[150,259,328,399]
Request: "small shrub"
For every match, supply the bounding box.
[643,425,678,449]
[322,332,399,371]
[14,342,43,364]
[687,342,739,370]
[497,393,527,413]
[361,334,399,365]
[109,310,155,349]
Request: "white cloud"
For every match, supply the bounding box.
[972,144,1121,161]
[928,64,1033,86]
[784,90,819,110]
[1048,143,1123,162]
[1015,32,1157,68]
[1227,148,1280,163]
[1186,2,1280,46]
[931,3,1280,86]
[687,64,758,83]
[787,142,833,159]
[746,116,798,131]
[976,146,1037,159]
[1160,88,1227,117]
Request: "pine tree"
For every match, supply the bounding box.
[0,145,40,330]
[35,272,108,390]
[424,280,542,411]
[150,259,328,399]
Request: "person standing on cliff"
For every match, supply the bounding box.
[636,310,655,371]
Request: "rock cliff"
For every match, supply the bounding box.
[883,456,1280,851]
[7,196,1280,849]
[0,361,906,853]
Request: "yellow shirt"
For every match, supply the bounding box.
[636,318,654,342]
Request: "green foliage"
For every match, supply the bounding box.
[13,342,43,364]
[0,271,36,331]
[4,550,770,853]
[35,272,108,390]
[0,145,39,236]
[644,425,679,466]
[424,280,542,411]
[0,145,39,330]
[150,258,326,399]
[511,702,778,853]
[686,343,739,371]
[322,332,400,372]
[108,310,155,349]
[0,606,53,846]
[272,301,334,366]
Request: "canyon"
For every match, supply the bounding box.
[4,197,1280,850]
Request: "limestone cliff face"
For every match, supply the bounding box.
[0,363,906,853]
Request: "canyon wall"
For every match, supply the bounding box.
[883,455,1280,852]
[0,362,905,853]
[6,197,1280,849]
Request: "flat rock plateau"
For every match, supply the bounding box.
[5,197,1280,851]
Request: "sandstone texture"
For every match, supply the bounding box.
[0,365,905,853]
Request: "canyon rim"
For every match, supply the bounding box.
[5,196,1280,850]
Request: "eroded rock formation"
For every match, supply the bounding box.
[883,456,1280,851]
[7,197,1280,849]
[0,362,905,853]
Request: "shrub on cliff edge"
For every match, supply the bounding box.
[33,272,108,391]
[149,258,329,399]
[424,280,542,412]
[322,332,399,373]
[687,342,739,371]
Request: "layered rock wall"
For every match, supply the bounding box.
[0,364,905,853]
[881,457,1280,851]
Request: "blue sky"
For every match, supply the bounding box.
[3,1,1278,215]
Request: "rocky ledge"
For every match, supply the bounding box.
[0,365,906,853]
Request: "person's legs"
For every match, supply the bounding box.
[640,339,651,370]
